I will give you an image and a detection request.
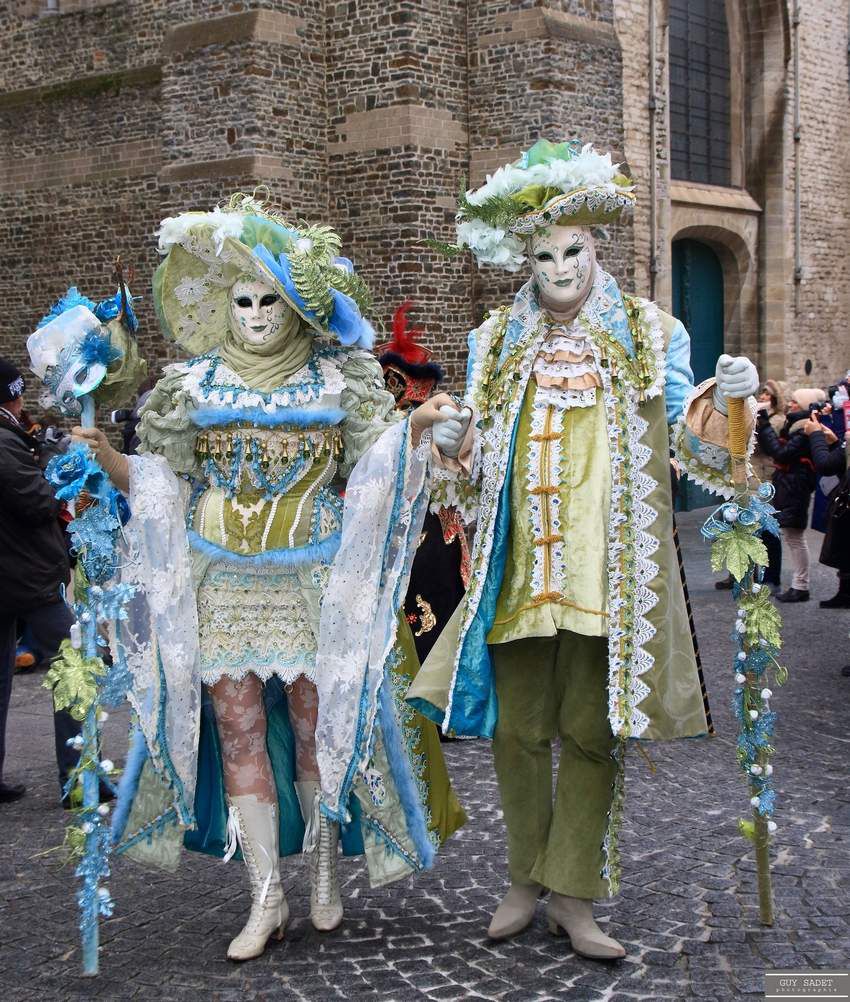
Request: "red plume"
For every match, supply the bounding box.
[379,300,431,365]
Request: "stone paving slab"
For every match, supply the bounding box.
[1,513,848,1001]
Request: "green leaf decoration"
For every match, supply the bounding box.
[296,223,342,264]
[423,237,465,258]
[710,528,768,582]
[742,588,783,649]
[327,266,373,317]
[458,188,522,230]
[43,640,106,722]
[289,254,334,320]
[738,819,756,842]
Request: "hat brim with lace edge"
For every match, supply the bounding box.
[443,140,636,273]
[510,186,636,234]
[154,200,375,357]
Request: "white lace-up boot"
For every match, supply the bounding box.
[295,780,343,932]
[224,795,289,961]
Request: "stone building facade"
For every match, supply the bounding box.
[1,0,848,401]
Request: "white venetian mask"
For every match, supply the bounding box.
[228,276,291,347]
[528,224,596,313]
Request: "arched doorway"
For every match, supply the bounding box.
[672,238,726,508]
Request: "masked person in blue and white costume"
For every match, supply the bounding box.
[73,195,465,962]
[315,141,760,961]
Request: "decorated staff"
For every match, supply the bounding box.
[27,269,145,974]
[701,393,786,927]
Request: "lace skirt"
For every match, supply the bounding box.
[196,560,329,686]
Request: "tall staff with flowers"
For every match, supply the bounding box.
[27,268,145,974]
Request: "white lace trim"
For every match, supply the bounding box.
[200,662,315,686]
[592,344,659,739]
[178,352,346,412]
[534,384,598,409]
[629,297,667,401]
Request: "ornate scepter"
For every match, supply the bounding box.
[702,396,787,926]
[28,267,146,974]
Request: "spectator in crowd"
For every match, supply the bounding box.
[756,387,845,602]
[0,358,81,805]
[754,380,787,588]
[815,418,850,608]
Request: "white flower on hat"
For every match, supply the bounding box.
[156,207,244,256]
[456,219,526,272]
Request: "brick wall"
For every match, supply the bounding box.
[5,0,843,412]
[468,0,633,344]
[326,0,473,388]
[789,0,850,387]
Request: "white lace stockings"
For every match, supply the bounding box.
[211,673,321,801]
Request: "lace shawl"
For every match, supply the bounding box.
[118,454,202,830]
[314,419,431,819]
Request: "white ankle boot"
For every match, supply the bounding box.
[295,780,343,932]
[546,893,625,960]
[224,795,289,961]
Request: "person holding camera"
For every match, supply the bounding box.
[757,387,845,602]
[0,358,81,804]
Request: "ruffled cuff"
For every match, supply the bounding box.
[671,378,756,500]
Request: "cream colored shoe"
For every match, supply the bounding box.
[546,893,625,960]
[487,882,541,940]
[224,795,289,962]
[295,781,343,932]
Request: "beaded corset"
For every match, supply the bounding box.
[190,418,344,558]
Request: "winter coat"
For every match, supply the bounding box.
[0,414,70,613]
[756,418,844,529]
[819,438,850,571]
[751,410,785,482]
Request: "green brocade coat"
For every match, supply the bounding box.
[409,272,740,746]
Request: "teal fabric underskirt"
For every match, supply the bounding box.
[184,677,364,858]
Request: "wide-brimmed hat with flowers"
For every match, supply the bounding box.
[154,192,375,355]
[448,139,635,272]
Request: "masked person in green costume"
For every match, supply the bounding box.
[73,194,464,963]
[384,140,759,959]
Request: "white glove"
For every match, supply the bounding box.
[713,354,759,416]
[432,405,472,459]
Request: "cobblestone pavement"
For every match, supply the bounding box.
[1,513,848,1001]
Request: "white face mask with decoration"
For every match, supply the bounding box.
[227,276,292,349]
[528,224,596,314]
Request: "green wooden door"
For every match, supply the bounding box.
[672,239,725,509]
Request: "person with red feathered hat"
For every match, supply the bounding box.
[376,303,471,668]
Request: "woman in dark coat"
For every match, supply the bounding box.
[816,426,850,608]
[757,388,845,602]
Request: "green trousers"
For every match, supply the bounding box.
[491,630,618,900]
